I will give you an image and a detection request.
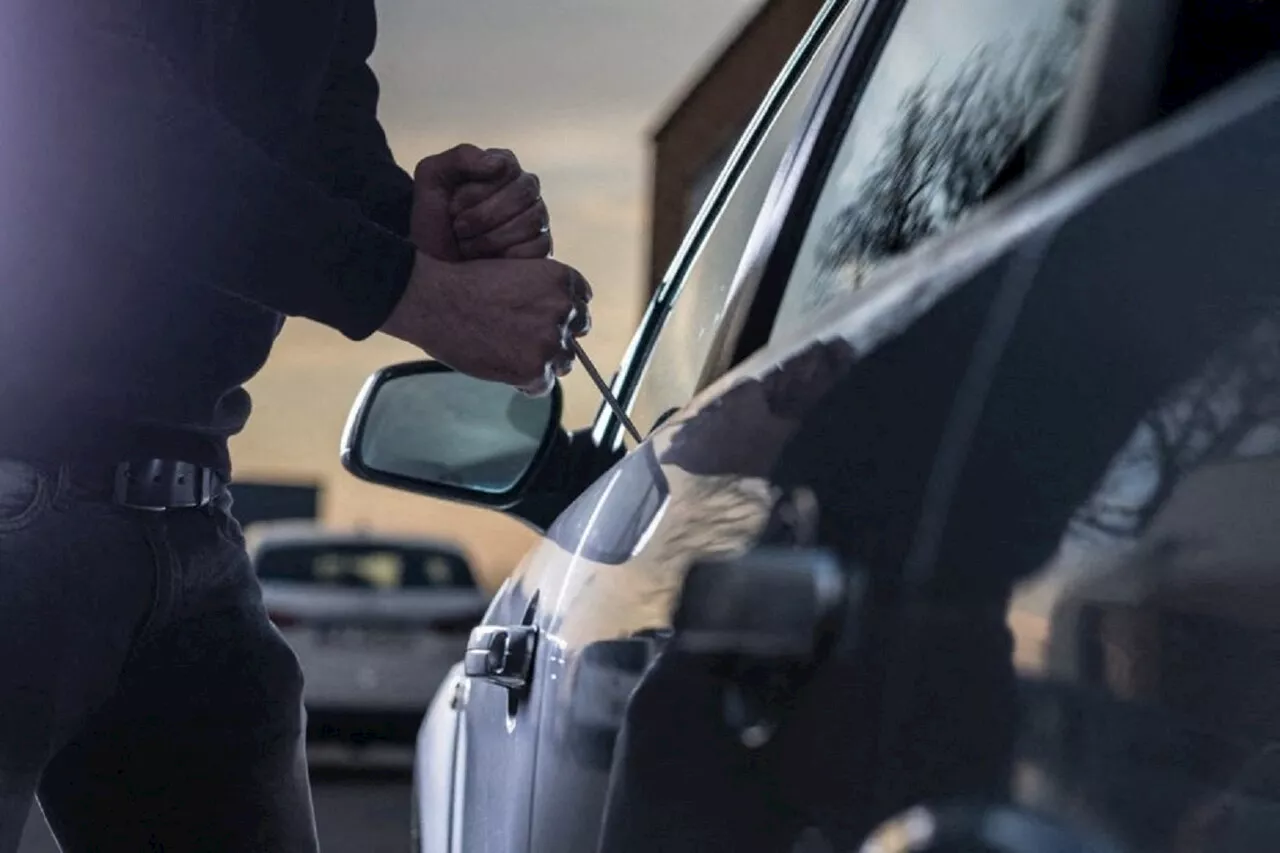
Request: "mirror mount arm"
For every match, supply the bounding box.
[505,426,625,532]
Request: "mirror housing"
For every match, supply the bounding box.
[341,361,623,531]
[341,360,562,510]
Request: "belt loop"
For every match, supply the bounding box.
[201,467,218,516]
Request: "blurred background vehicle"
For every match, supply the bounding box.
[249,523,490,745]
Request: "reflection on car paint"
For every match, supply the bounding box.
[1010,314,1280,851]
[544,443,671,567]
[660,338,857,479]
[491,327,881,853]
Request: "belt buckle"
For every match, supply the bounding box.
[113,460,213,511]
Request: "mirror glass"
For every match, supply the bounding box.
[360,371,555,495]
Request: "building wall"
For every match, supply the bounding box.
[647,0,826,296]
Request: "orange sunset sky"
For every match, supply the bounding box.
[230,0,760,587]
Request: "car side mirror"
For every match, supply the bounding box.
[341,360,563,510]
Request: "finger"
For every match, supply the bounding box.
[551,352,575,377]
[566,267,593,304]
[449,144,515,181]
[517,379,554,398]
[414,143,509,189]
[448,173,524,214]
[516,362,556,397]
[479,148,519,181]
[568,300,591,337]
[453,173,541,240]
[502,234,554,259]
[457,202,549,259]
[449,149,524,213]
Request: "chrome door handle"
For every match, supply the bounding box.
[464,625,538,691]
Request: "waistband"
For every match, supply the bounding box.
[0,418,231,477]
[2,456,231,512]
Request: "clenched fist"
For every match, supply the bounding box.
[411,144,551,262]
[381,252,592,397]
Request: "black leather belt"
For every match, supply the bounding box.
[102,459,228,511]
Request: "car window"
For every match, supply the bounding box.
[255,543,475,589]
[769,0,1092,344]
[626,4,855,437]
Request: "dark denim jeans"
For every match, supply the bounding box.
[0,459,319,852]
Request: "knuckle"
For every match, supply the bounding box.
[519,174,540,203]
[412,156,437,179]
[532,204,550,231]
[453,215,477,238]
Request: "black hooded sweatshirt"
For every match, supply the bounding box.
[0,0,418,473]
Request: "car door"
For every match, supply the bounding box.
[893,54,1280,851]
[446,5,861,852]
[506,0,1104,851]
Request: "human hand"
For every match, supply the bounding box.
[381,252,591,395]
[411,144,551,262]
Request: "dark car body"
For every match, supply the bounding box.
[345,0,1280,850]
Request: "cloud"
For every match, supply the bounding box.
[371,0,760,131]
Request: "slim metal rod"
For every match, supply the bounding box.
[569,339,642,443]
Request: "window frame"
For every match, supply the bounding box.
[588,0,877,450]
[721,0,907,370]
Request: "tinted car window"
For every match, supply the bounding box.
[255,543,475,589]
[770,0,1092,343]
[627,7,853,436]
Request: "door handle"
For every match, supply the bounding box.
[464,624,539,691]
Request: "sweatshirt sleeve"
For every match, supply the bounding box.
[1,10,415,341]
[312,0,416,239]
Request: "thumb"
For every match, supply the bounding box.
[415,144,508,188]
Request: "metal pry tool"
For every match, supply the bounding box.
[569,339,642,443]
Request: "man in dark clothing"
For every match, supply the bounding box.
[0,2,591,850]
